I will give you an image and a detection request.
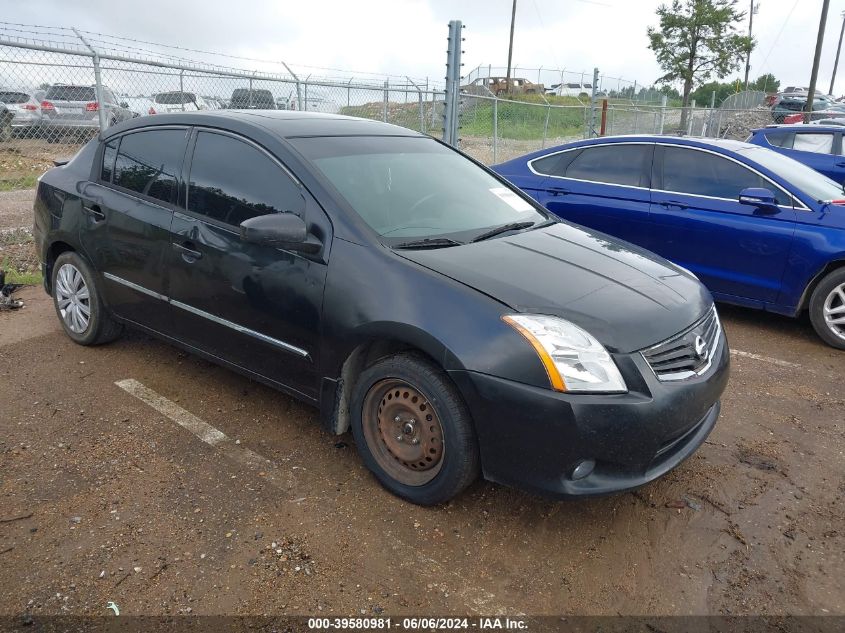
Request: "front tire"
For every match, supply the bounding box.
[350,352,480,505]
[52,251,123,346]
[809,268,845,349]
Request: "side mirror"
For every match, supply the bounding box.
[240,213,321,254]
[739,187,778,209]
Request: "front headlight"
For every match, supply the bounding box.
[503,314,627,393]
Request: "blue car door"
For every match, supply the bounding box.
[530,143,654,249]
[649,145,797,305]
[769,130,842,183]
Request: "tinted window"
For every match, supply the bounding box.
[0,92,30,104]
[155,92,196,105]
[564,144,649,187]
[45,85,96,101]
[100,139,118,182]
[113,129,185,203]
[662,147,788,204]
[531,150,580,177]
[187,132,302,226]
[793,133,834,154]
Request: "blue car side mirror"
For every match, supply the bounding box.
[739,187,778,209]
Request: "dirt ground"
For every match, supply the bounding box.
[0,286,842,618]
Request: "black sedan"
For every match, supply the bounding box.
[33,111,729,505]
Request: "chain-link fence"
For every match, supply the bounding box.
[0,26,781,284]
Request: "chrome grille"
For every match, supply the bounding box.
[642,307,721,381]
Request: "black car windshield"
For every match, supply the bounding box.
[734,145,845,202]
[291,136,547,242]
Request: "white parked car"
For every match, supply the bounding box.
[0,89,43,135]
[121,96,156,118]
[150,91,210,114]
[548,82,594,98]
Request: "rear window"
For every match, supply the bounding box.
[0,92,29,104]
[155,92,196,105]
[112,129,186,204]
[45,85,96,101]
[230,89,275,107]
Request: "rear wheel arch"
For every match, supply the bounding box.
[44,240,77,293]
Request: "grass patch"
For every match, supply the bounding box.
[2,266,42,285]
[460,100,585,140]
[0,173,40,191]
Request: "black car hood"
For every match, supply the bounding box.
[396,222,713,353]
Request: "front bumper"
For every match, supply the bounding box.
[448,332,730,498]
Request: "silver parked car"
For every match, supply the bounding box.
[0,89,43,136]
[41,84,133,140]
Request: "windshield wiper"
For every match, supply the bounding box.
[470,221,536,243]
[392,237,464,249]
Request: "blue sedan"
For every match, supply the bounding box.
[492,135,845,349]
[746,124,845,184]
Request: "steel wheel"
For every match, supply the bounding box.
[823,282,845,342]
[55,262,91,334]
[361,378,445,486]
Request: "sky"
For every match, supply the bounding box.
[3,0,844,94]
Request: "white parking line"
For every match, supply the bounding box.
[730,349,802,369]
[115,378,272,470]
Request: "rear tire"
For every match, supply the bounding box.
[51,251,123,346]
[350,352,480,505]
[809,268,845,349]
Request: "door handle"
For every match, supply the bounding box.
[82,204,105,222]
[835,161,845,167]
[173,242,203,262]
[659,200,689,210]
[548,186,570,197]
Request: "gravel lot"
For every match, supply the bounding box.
[0,286,842,618]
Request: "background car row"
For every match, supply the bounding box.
[0,85,330,138]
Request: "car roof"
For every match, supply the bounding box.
[751,124,844,133]
[495,134,768,166]
[104,110,425,139]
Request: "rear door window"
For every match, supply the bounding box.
[186,131,303,226]
[563,144,651,187]
[661,147,788,205]
[112,129,187,204]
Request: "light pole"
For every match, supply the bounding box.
[743,0,759,90]
[505,0,517,93]
[829,11,845,96]
[805,0,831,123]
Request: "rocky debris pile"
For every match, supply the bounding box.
[718,107,774,140]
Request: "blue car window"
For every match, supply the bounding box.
[564,144,649,187]
[530,150,580,177]
[764,132,794,149]
[662,147,788,205]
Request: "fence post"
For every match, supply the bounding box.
[383,80,389,122]
[179,70,185,111]
[72,28,107,132]
[687,99,695,135]
[492,97,498,164]
[442,20,463,146]
[281,62,302,110]
[658,95,667,134]
[302,74,311,110]
[541,103,551,149]
[588,67,599,138]
[347,78,353,108]
[406,76,425,132]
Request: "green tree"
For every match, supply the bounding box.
[751,73,780,93]
[647,0,752,128]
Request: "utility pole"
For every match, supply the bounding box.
[743,0,756,89]
[806,0,831,123]
[829,11,845,95]
[505,0,517,93]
